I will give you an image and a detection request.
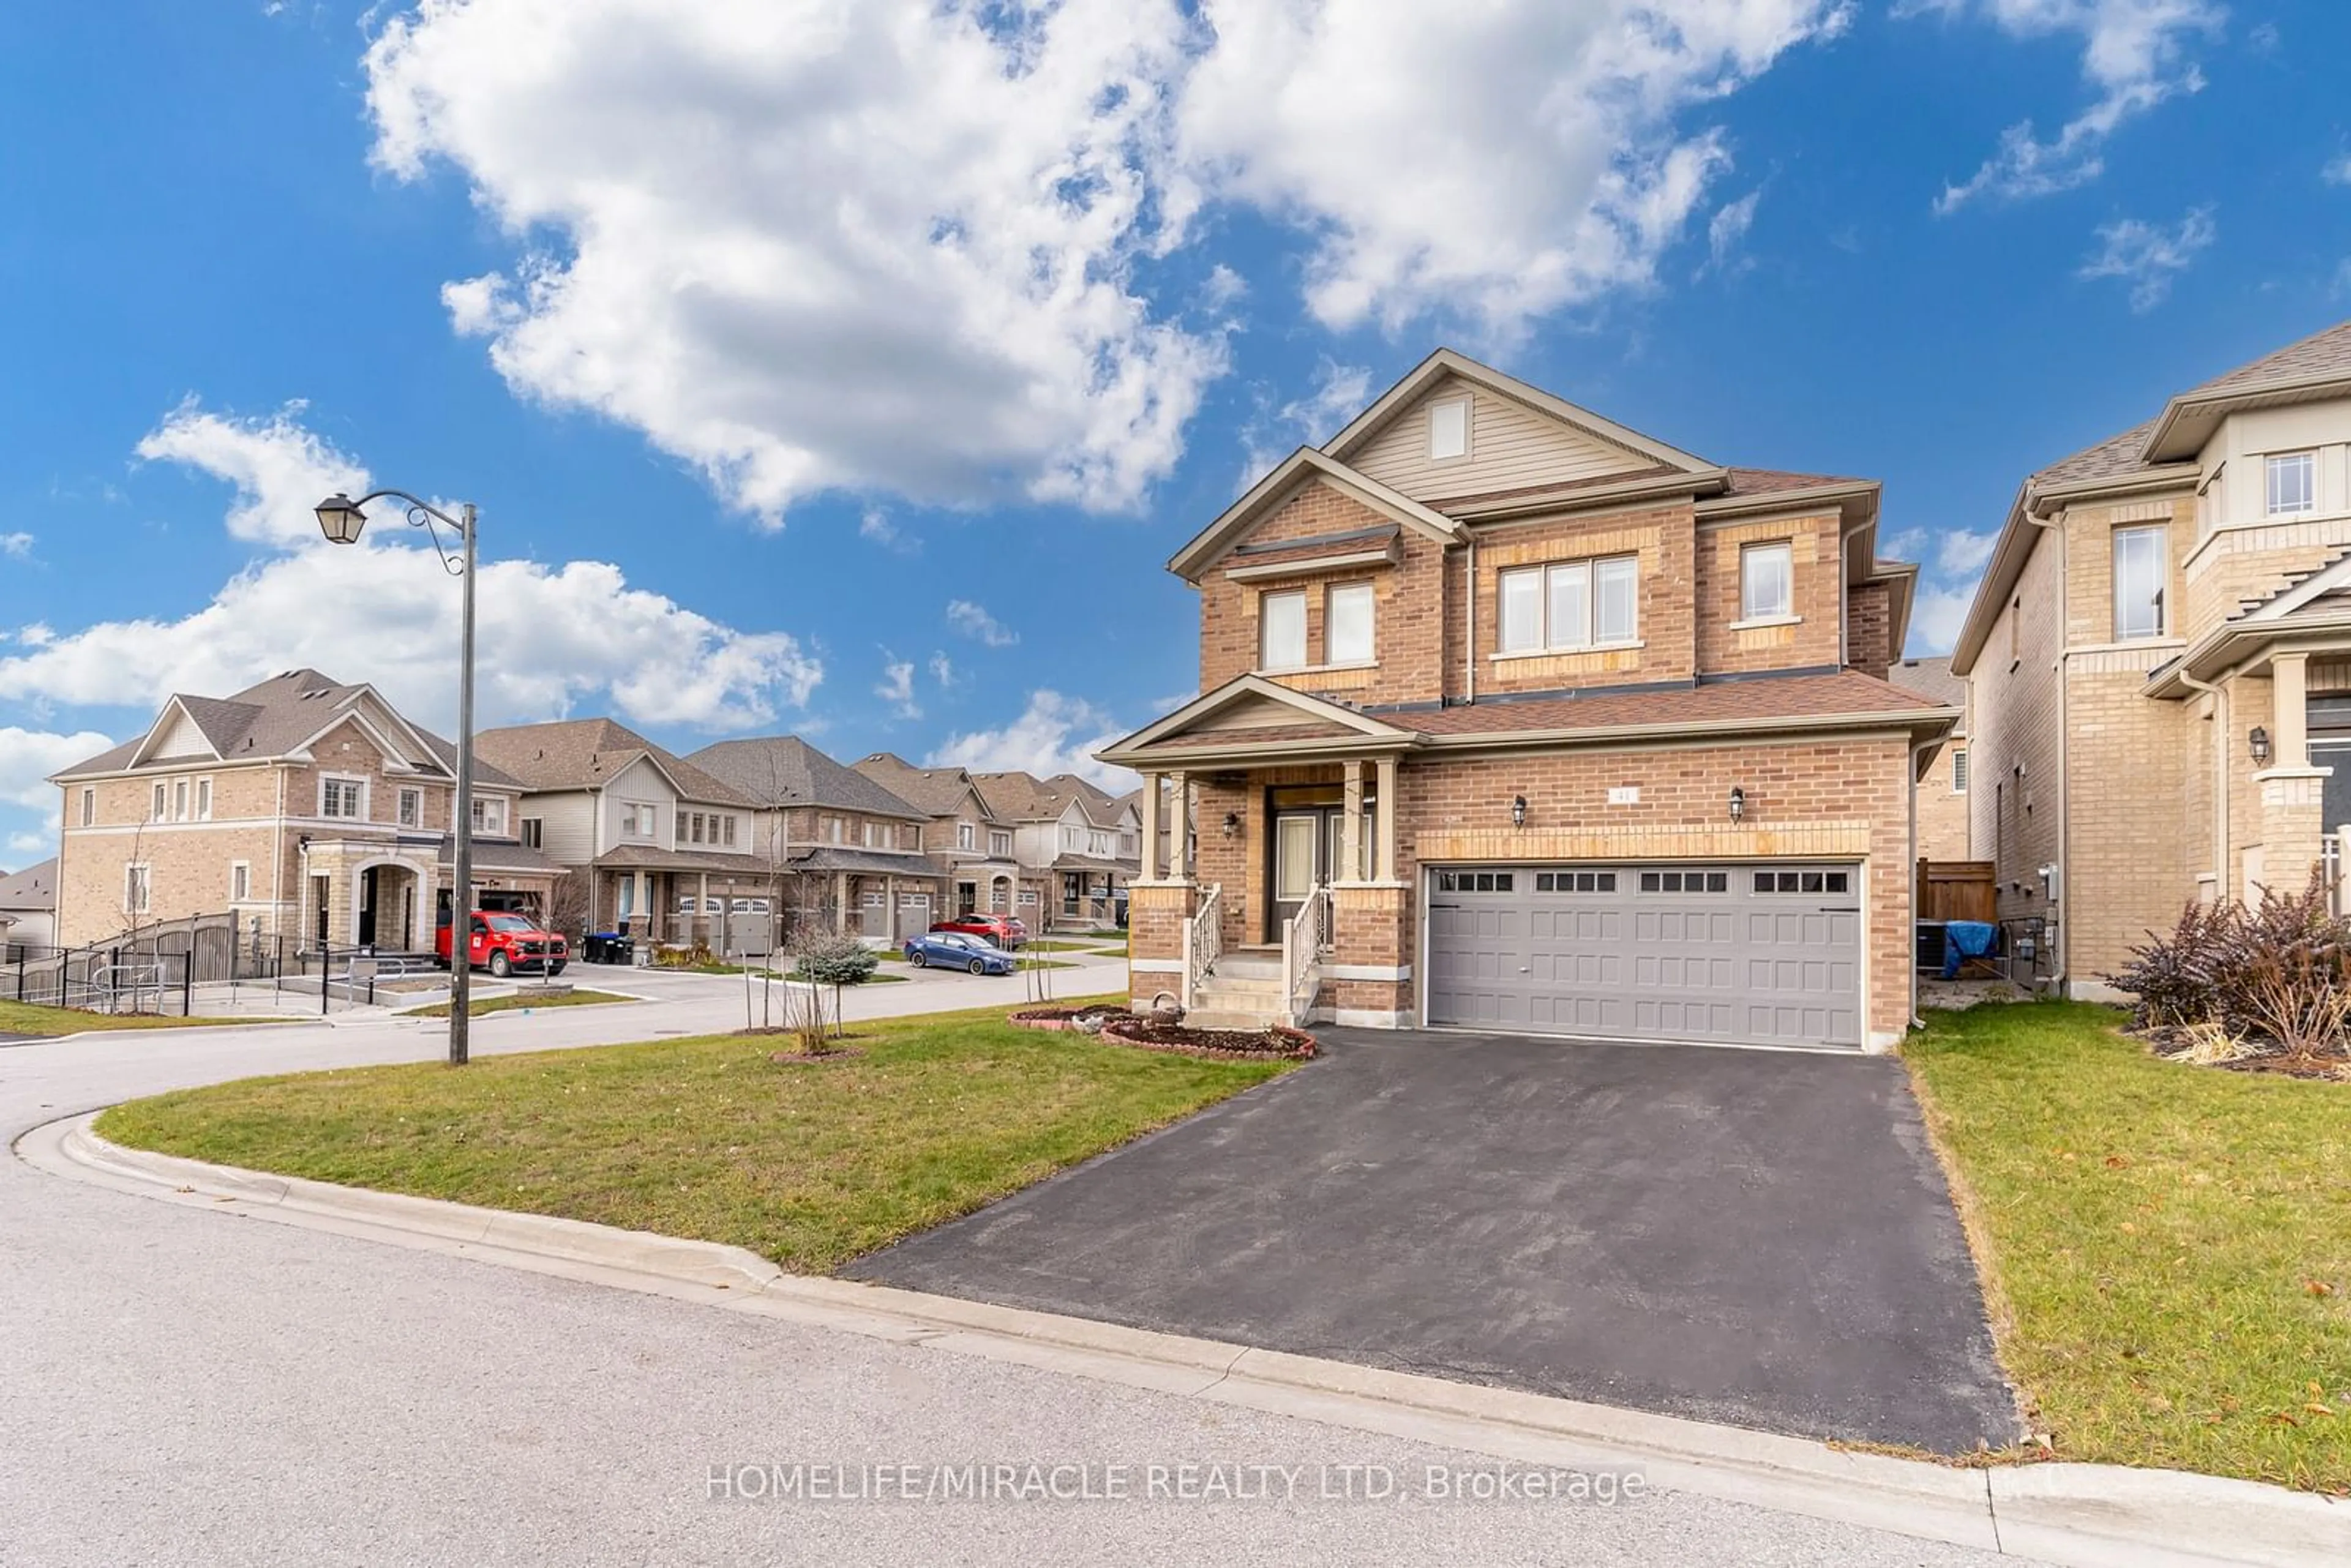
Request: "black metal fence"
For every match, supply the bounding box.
[2,912,292,1018]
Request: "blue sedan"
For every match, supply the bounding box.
[903,929,1016,975]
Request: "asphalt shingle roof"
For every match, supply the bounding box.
[686,736,930,820]
[850,754,994,820]
[2181,318,2351,398]
[474,718,753,805]
[1887,656,1967,732]
[2030,419,2161,489]
[0,857,56,911]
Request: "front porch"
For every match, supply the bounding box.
[296,835,562,957]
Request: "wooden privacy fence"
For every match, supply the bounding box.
[1918,860,1997,926]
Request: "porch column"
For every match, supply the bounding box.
[1138,773,1162,882]
[699,872,710,948]
[1168,771,1191,882]
[1374,756,1400,882]
[834,871,849,933]
[1340,760,1366,885]
[885,874,897,941]
[2274,652,2311,770]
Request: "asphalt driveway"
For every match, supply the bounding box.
[848,1028,2020,1453]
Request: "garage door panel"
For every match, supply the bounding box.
[1428,863,1862,1048]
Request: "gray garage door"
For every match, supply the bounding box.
[1425,863,1862,1048]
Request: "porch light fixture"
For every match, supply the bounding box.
[1510,794,1528,828]
[1728,786,1746,823]
[315,485,482,1067]
[2248,726,2271,767]
[1221,811,1240,840]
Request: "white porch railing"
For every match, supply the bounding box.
[1180,884,1223,1011]
[1281,883,1330,1027]
[2330,830,2349,917]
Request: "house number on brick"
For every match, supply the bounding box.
[1607,786,1640,806]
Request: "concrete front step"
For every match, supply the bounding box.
[1182,1007,1289,1031]
[1196,978,1286,1003]
[1209,958,1282,980]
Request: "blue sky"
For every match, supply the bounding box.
[3,0,2349,865]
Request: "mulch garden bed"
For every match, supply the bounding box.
[1007,1005,1134,1033]
[2137,1026,2350,1081]
[1101,1016,1317,1060]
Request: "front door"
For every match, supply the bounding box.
[1270,812,1324,937]
[358,866,378,948]
[2315,736,2351,837]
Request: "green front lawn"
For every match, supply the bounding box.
[402,989,632,1019]
[1019,940,1101,953]
[0,1000,273,1036]
[1906,1002,2351,1491]
[96,999,1292,1273]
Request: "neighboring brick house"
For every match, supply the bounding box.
[47,669,561,953]
[851,754,1024,919]
[1953,319,2351,999]
[684,736,943,943]
[473,718,776,950]
[1097,349,1954,1050]
[1888,656,1971,861]
[970,771,1141,930]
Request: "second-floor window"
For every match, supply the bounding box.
[958,822,975,850]
[1951,749,1970,796]
[472,797,507,836]
[621,802,659,840]
[1740,542,1794,621]
[2267,452,2316,517]
[1259,590,1308,670]
[991,829,1011,857]
[398,788,422,828]
[1327,583,1374,664]
[320,777,366,819]
[1498,555,1637,654]
[1089,830,1109,855]
[2113,523,2168,640]
[79,787,94,827]
[520,818,543,849]
[823,816,845,844]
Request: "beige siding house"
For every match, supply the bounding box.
[1954,319,2351,996]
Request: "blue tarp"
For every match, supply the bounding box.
[1941,920,1998,980]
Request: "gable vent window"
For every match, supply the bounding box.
[1259,589,1308,671]
[1427,397,1471,462]
[2266,452,2317,517]
[2112,523,2168,640]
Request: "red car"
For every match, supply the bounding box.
[929,912,1025,948]
[437,909,569,977]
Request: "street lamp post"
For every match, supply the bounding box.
[313,489,480,1067]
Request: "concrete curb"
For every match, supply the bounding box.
[21,1112,2347,1568]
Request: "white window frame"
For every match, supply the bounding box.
[1739,541,1796,623]
[621,801,658,841]
[990,830,1011,857]
[151,782,165,822]
[319,774,368,820]
[1326,582,1375,666]
[1951,748,1970,797]
[78,787,94,828]
[172,779,189,822]
[1496,555,1639,655]
[824,816,845,844]
[721,815,737,847]
[397,787,422,829]
[1427,396,1471,462]
[124,862,152,915]
[471,796,508,836]
[229,861,250,902]
[520,817,543,850]
[2112,523,2169,640]
[2265,451,2317,518]
[1258,588,1308,672]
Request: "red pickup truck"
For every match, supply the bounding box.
[437,910,569,978]
[929,912,1026,948]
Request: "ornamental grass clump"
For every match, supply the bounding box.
[2110,871,2351,1058]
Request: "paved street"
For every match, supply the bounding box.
[855,1027,2019,1452]
[1,981,2018,1566]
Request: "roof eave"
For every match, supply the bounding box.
[1417,705,1960,753]
[2140,372,2351,463]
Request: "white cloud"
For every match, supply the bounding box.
[1915,0,2225,212]
[0,725,115,813]
[366,0,1223,523]
[945,599,1019,648]
[0,402,822,734]
[2079,206,2216,311]
[6,830,47,861]
[2325,149,2351,186]
[1935,528,1999,576]
[858,506,917,555]
[1907,581,1976,656]
[1703,190,1762,277]
[1179,1,1848,336]
[359,2,1846,523]
[926,689,1134,789]
[1239,358,1373,486]
[874,652,920,719]
[0,532,32,559]
[928,651,959,689]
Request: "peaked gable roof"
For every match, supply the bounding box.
[1322,348,1717,477]
[474,718,753,805]
[0,857,56,910]
[686,735,929,820]
[851,753,997,820]
[2143,317,2351,462]
[1167,447,1464,582]
[1096,675,1416,767]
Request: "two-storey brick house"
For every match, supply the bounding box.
[1100,350,1954,1050]
[1954,319,2351,997]
[48,669,560,953]
[850,754,1025,920]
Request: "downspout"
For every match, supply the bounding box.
[1464,538,1477,705]
[1910,732,1935,1032]
[2175,662,2237,907]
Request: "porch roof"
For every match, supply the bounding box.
[430,836,566,876]
[594,844,774,875]
[1050,853,1138,876]
[787,846,947,879]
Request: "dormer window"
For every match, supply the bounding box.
[1428,397,1471,462]
[2267,452,2316,517]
